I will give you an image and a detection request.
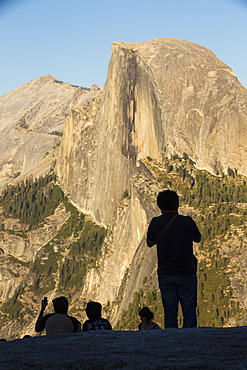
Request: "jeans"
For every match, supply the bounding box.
[158,274,197,328]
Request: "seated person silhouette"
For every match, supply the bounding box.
[138,307,161,330]
[82,301,112,331]
[35,296,81,335]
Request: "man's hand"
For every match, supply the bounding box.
[35,297,48,332]
[41,297,48,312]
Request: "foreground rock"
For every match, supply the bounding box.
[1,327,246,369]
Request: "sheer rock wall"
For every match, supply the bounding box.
[57,38,247,226]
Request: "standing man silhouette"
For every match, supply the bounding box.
[147,190,201,328]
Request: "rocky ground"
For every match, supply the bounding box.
[0,326,246,369]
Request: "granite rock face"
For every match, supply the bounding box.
[0,203,70,302]
[0,75,99,187]
[57,38,247,226]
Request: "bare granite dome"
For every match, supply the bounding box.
[57,37,247,225]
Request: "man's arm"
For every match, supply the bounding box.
[35,298,48,332]
[194,234,201,243]
[146,218,156,248]
[70,316,81,332]
[147,239,156,248]
[82,321,89,331]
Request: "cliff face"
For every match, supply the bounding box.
[57,38,247,226]
[0,76,99,187]
[0,203,70,302]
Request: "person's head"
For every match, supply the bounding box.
[23,335,32,339]
[86,301,102,320]
[139,307,154,323]
[52,296,69,314]
[157,190,179,212]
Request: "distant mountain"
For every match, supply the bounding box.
[0,75,99,188]
[0,39,246,340]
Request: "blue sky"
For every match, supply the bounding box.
[0,0,247,97]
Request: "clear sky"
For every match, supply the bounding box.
[0,0,247,97]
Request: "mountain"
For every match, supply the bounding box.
[0,75,99,188]
[56,37,247,324]
[57,38,247,226]
[0,38,247,340]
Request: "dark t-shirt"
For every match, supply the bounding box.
[82,318,112,331]
[138,322,160,330]
[147,212,201,275]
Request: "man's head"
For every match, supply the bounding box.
[86,301,102,320]
[52,296,69,314]
[157,190,179,212]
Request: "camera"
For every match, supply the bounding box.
[42,297,48,309]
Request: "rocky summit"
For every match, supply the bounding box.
[57,38,247,226]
